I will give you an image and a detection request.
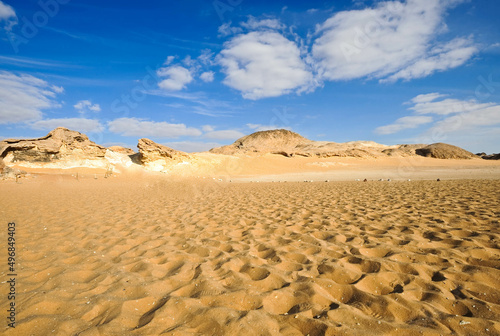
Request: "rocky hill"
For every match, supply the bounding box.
[415,143,478,160]
[210,129,478,159]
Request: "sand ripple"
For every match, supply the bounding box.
[1,179,499,335]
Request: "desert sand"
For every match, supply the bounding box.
[1,167,500,335]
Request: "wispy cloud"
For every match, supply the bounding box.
[0,71,63,124]
[108,117,202,138]
[375,93,500,149]
[0,55,85,69]
[375,116,433,135]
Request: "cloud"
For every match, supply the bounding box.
[200,71,215,82]
[30,118,104,133]
[219,31,313,99]
[409,93,495,115]
[386,38,478,82]
[312,0,477,81]
[375,93,500,150]
[163,141,222,153]
[0,1,17,30]
[375,115,433,135]
[157,65,193,91]
[108,117,202,138]
[0,71,62,124]
[202,125,215,132]
[218,22,243,37]
[409,92,447,104]
[204,130,245,140]
[74,100,101,114]
[241,17,284,30]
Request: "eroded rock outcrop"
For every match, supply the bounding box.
[415,143,478,160]
[108,146,136,155]
[137,138,191,172]
[0,127,107,168]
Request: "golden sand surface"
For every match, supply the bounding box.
[1,177,500,335]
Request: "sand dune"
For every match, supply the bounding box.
[1,177,499,335]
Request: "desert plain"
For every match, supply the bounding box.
[1,156,500,336]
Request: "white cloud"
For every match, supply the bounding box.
[202,125,215,132]
[108,118,202,138]
[0,1,17,30]
[429,104,500,132]
[200,71,215,83]
[410,92,447,104]
[376,93,500,151]
[218,22,243,37]
[375,115,433,135]
[164,56,175,65]
[30,118,104,133]
[409,94,495,115]
[219,31,313,99]
[312,0,477,81]
[0,71,62,124]
[241,17,284,30]
[163,141,222,153]
[204,130,245,140]
[157,65,193,91]
[74,100,101,114]
[386,38,478,82]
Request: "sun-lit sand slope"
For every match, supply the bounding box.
[1,178,500,335]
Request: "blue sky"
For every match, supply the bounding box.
[0,0,499,153]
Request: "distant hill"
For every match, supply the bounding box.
[210,129,479,159]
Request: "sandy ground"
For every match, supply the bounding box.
[1,171,499,336]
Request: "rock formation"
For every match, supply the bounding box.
[0,127,107,168]
[137,138,191,171]
[209,129,481,160]
[0,128,484,176]
[211,130,398,158]
[476,152,500,160]
[415,143,478,160]
[209,129,383,157]
[108,146,135,155]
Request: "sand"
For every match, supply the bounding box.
[1,172,499,336]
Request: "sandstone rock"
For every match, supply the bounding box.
[137,138,191,171]
[0,127,107,168]
[415,143,478,159]
[108,146,135,155]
